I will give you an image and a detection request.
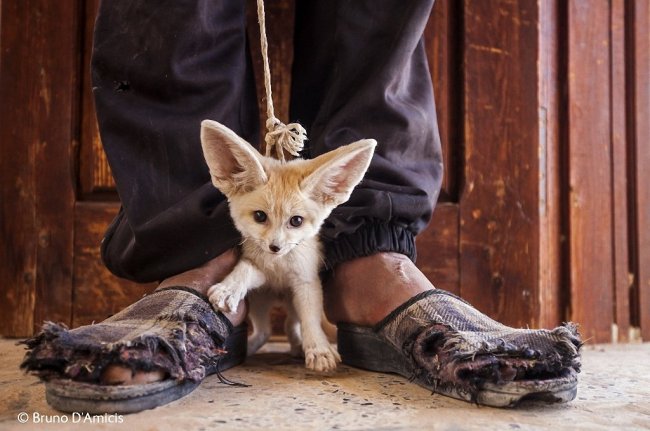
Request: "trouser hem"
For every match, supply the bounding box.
[324,222,416,269]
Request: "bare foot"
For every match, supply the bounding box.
[101,249,247,385]
[324,252,434,326]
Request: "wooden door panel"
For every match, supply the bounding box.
[72,202,154,326]
[565,0,615,343]
[416,204,460,295]
[460,0,544,327]
[609,0,631,341]
[0,1,79,336]
[629,0,650,340]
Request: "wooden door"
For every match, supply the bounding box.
[2,0,649,343]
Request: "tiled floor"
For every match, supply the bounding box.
[1,340,649,430]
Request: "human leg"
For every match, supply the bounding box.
[93,0,259,283]
[291,0,441,322]
[22,0,257,411]
[291,0,581,406]
[93,0,258,379]
[291,0,443,267]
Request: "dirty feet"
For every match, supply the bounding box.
[23,250,247,386]
[324,252,433,326]
[325,252,582,407]
[100,249,247,385]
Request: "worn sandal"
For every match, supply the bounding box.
[21,287,247,414]
[337,289,582,407]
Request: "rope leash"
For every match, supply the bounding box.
[256,0,307,162]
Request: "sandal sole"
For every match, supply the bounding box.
[337,324,578,408]
[44,323,248,414]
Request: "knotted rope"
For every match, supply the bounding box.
[257,0,306,161]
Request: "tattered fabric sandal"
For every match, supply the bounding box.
[337,289,582,407]
[20,287,247,414]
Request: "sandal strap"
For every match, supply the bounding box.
[154,285,234,333]
[376,289,582,365]
[374,289,439,332]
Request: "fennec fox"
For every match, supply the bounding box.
[200,120,376,372]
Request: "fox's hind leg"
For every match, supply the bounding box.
[246,290,273,355]
[284,301,303,357]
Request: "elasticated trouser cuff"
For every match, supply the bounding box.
[324,222,416,270]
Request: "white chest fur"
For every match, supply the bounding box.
[243,237,322,291]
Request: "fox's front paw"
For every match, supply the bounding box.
[304,343,341,373]
[207,281,246,313]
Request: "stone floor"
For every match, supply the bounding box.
[0,339,648,431]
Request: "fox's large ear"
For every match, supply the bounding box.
[200,120,268,196]
[302,139,376,207]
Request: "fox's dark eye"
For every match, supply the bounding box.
[289,215,303,227]
[253,211,267,223]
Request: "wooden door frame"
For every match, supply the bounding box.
[0,1,79,336]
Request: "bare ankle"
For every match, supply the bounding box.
[324,252,433,326]
[157,249,239,294]
[157,248,247,326]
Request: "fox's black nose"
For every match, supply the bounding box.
[269,244,281,253]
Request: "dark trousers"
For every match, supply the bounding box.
[93,0,443,283]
